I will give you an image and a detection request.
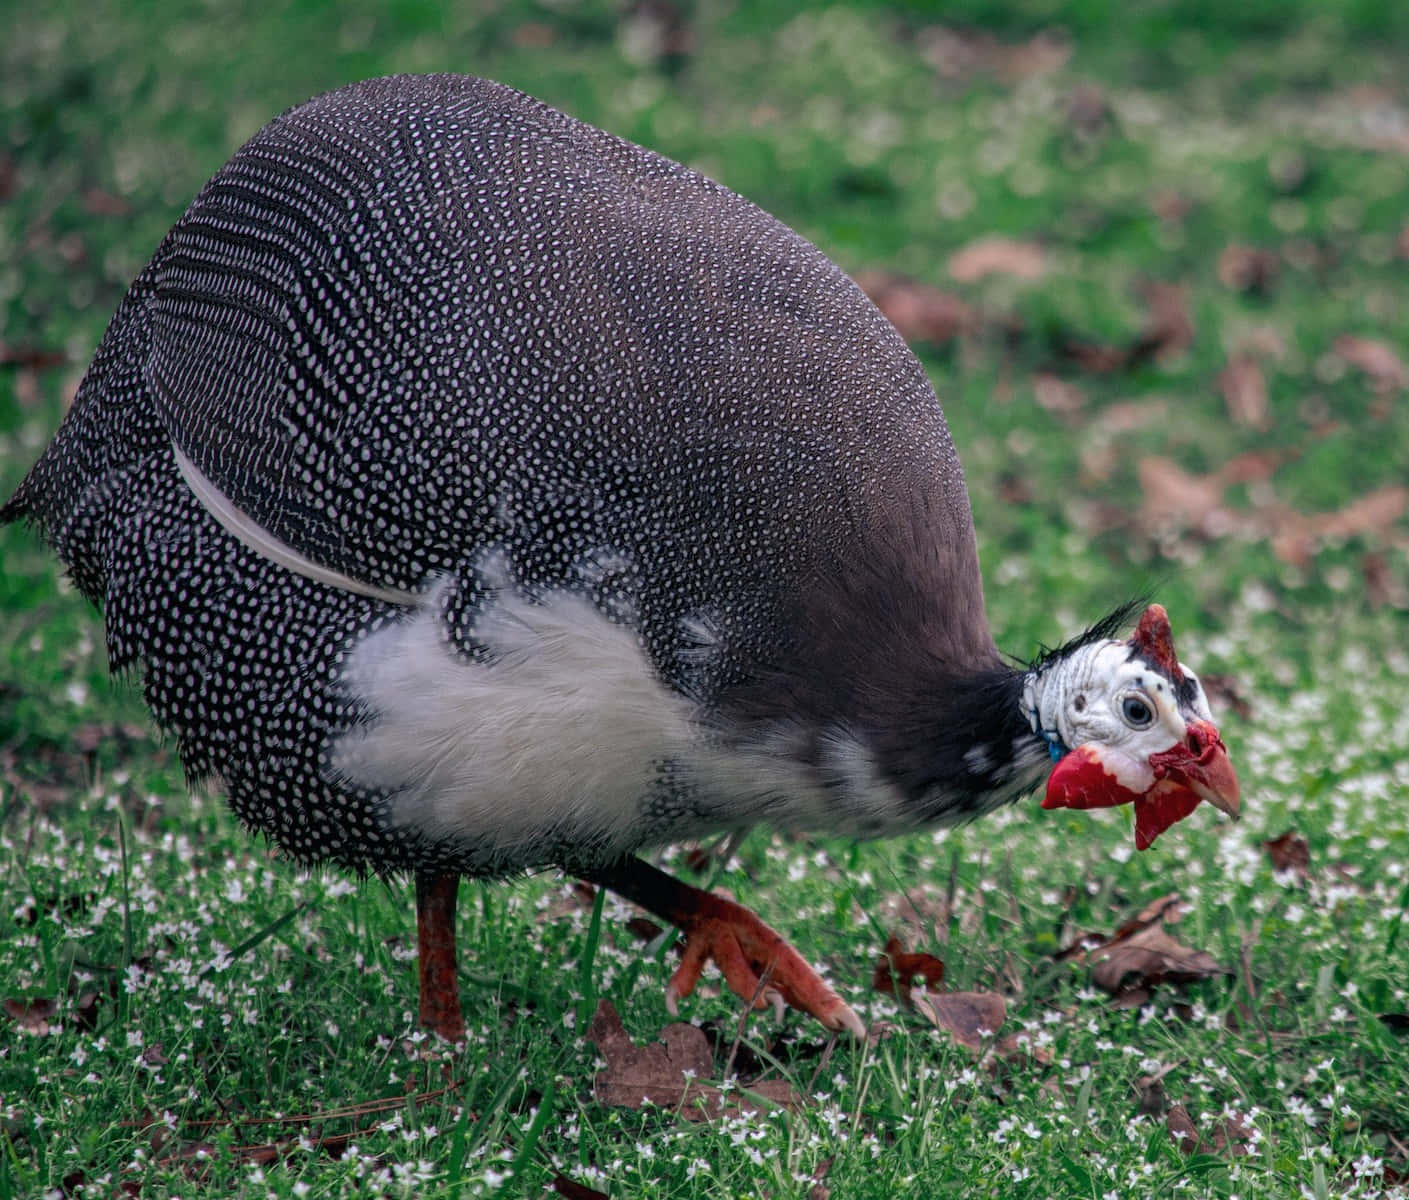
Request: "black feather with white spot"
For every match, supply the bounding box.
[5,74,1040,877]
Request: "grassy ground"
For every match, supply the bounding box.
[2,2,1408,1197]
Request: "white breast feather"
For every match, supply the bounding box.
[331,579,700,861]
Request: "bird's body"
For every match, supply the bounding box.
[6,75,1237,1037]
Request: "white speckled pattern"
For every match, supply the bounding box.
[6,75,1056,876]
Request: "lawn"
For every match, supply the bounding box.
[2,2,1407,1197]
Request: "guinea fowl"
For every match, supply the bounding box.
[4,75,1239,1041]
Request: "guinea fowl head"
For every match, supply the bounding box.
[1025,602,1240,849]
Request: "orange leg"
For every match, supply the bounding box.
[578,856,865,1038]
[415,871,466,1042]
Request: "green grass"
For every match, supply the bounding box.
[3,2,1408,1197]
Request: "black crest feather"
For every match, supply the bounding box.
[1025,596,1149,674]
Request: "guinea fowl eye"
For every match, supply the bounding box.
[1121,695,1154,728]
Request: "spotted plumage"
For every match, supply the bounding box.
[6,74,1238,1038]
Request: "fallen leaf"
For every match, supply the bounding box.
[854,270,974,345]
[82,188,133,217]
[1200,673,1253,720]
[918,26,1070,83]
[1060,340,1130,373]
[1262,831,1310,879]
[586,1000,801,1121]
[947,237,1046,283]
[872,934,946,1006]
[1134,1073,1167,1116]
[1033,373,1086,416]
[1217,245,1279,294]
[74,991,102,1032]
[1137,457,1231,534]
[1057,282,1192,372]
[1065,84,1110,139]
[1209,1112,1255,1157]
[1363,552,1408,609]
[1149,191,1194,225]
[911,989,1006,1050]
[1220,354,1270,430]
[1063,896,1227,1002]
[1166,1104,1254,1157]
[1334,335,1406,393]
[1269,485,1409,565]
[511,22,557,49]
[3,996,57,1034]
[0,343,65,369]
[552,1174,611,1200]
[1131,282,1194,364]
[1167,1104,1201,1153]
[1091,924,1226,1000]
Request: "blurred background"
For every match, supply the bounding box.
[3,0,1406,652]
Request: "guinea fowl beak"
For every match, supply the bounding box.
[1129,719,1240,851]
[1151,719,1240,819]
[1042,718,1240,850]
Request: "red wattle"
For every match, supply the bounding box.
[1133,786,1202,850]
[1041,746,1141,811]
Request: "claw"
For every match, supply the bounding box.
[579,857,869,1039]
[830,1001,867,1041]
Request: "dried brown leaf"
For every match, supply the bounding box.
[911,989,1006,1050]
[1033,373,1086,416]
[586,1000,801,1121]
[1065,84,1110,138]
[1062,340,1129,373]
[1334,335,1407,392]
[82,188,133,217]
[1220,354,1270,430]
[1167,1104,1202,1153]
[1262,831,1310,879]
[1210,1112,1255,1157]
[1217,245,1279,294]
[1269,485,1409,565]
[0,343,65,369]
[3,996,57,1034]
[1149,190,1193,224]
[947,237,1046,283]
[1090,921,1226,999]
[1133,282,1194,364]
[1059,282,1193,373]
[1135,1073,1167,1116]
[1363,551,1408,609]
[872,934,946,1006]
[1137,456,1230,533]
[1062,896,1226,1001]
[1200,672,1253,720]
[511,22,557,49]
[552,1173,611,1200]
[854,270,974,345]
[1165,1103,1254,1158]
[918,26,1069,83]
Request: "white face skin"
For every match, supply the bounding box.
[1028,640,1214,793]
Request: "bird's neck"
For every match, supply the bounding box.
[859,660,1052,824]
